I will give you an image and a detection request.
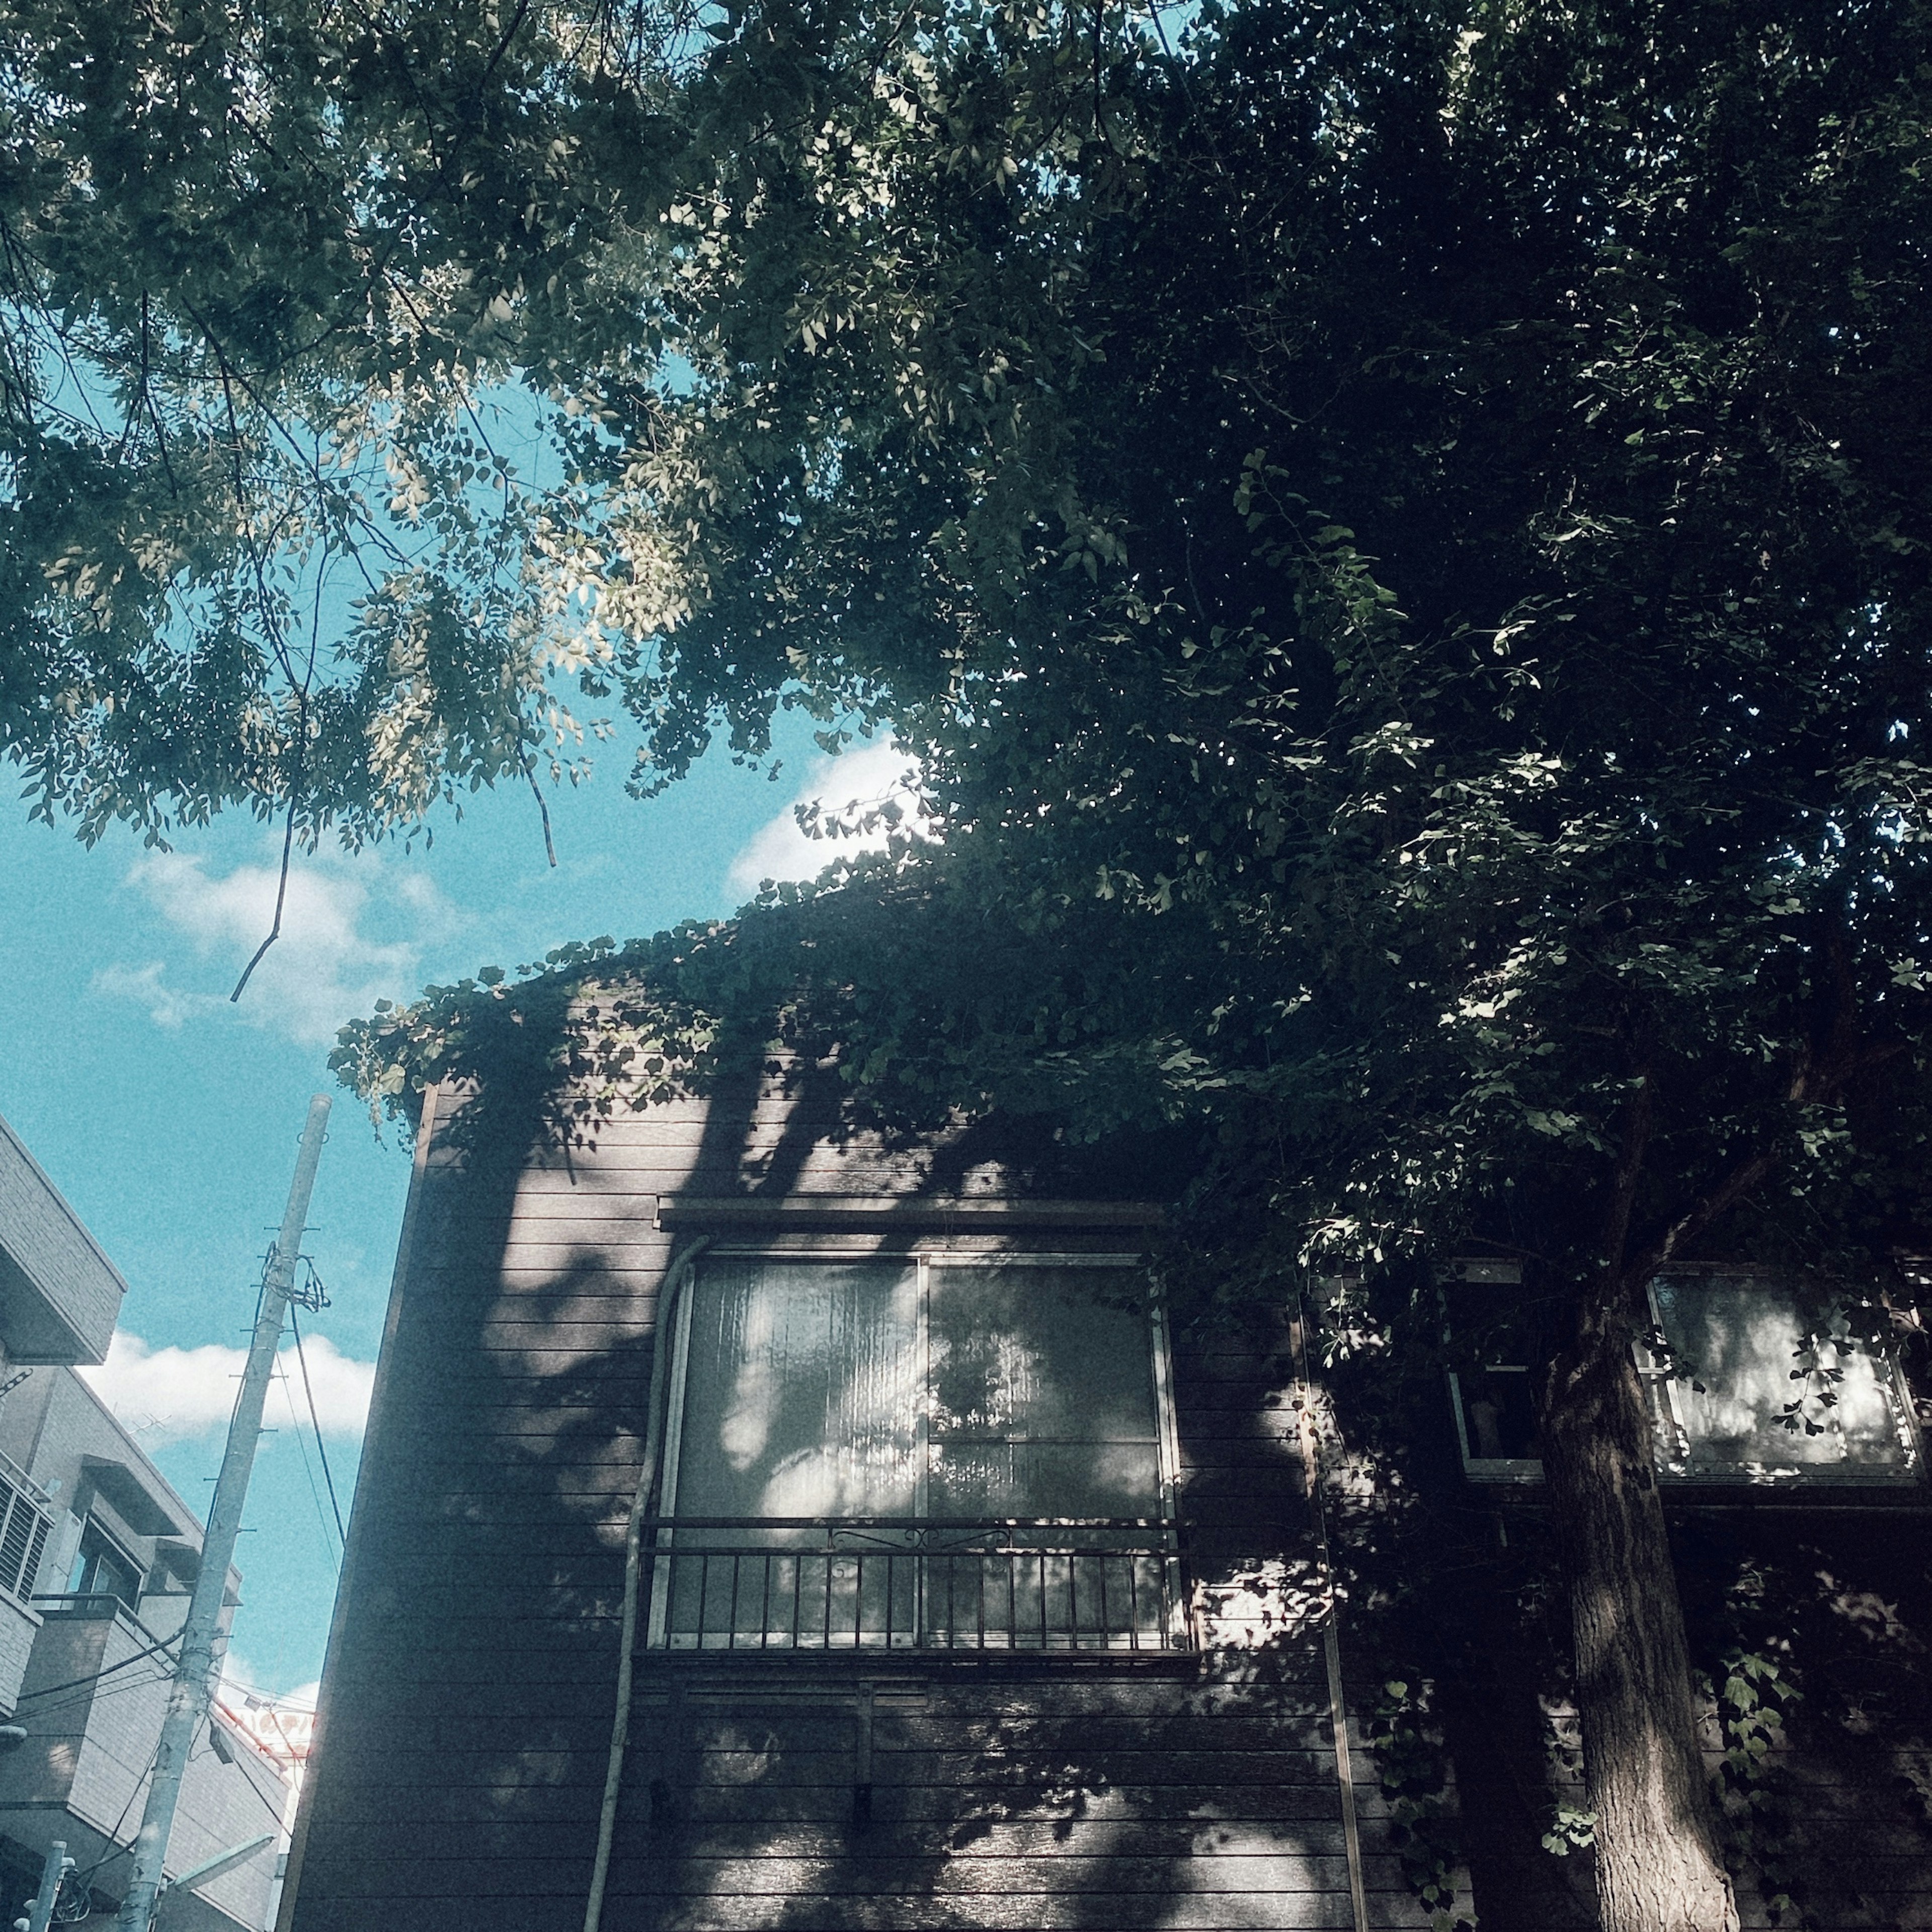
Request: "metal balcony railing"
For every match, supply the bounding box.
[643,1518,1189,1653]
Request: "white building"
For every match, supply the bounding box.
[0,1113,290,1931]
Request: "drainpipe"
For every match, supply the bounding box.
[1292,1283,1371,1932]
[583,1238,708,1932]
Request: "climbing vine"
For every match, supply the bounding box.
[1363,1678,1473,1932]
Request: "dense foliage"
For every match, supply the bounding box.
[338,0,1932,1305]
[0,0,685,840]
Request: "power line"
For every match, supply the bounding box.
[223,1747,291,1831]
[15,1634,178,1703]
[213,1669,314,1714]
[278,1365,339,1563]
[14,1659,183,1732]
[69,1731,168,1887]
[287,1308,348,1547]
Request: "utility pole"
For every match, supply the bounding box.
[20,1840,69,1932]
[115,1095,331,1932]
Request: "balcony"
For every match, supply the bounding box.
[0,1454,55,1714]
[643,1518,1189,1654]
[0,1596,288,1930]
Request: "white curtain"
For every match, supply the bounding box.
[928,1263,1161,1520]
[1653,1274,1904,1472]
[674,1258,923,1525]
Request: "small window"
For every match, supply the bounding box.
[1448,1271,1921,1489]
[69,1519,143,1611]
[1451,1363,1542,1473]
[650,1251,1184,1650]
[1443,1270,1547,1483]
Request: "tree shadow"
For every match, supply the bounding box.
[293,1026,1430,1932]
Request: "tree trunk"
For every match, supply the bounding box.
[1539,1279,1739,1932]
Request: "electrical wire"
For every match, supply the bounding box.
[213,1669,314,1715]
[15,1634,178,1702]
[17,1661,181,1731]
[277,1365,340,1564]
[68,1730,168,1886]
[209,1732,295,1831]
[287,1308,348,1546]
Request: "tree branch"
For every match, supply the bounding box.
[231,799,297,1002]
[1624,1033,1910,1286]
[1598,1068,1653,1277]
[525,756,558,867]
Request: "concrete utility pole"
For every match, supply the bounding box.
[20,1840,70,1932]
[115,1095,332,1932]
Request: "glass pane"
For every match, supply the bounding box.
[1457,1369,1540,1462]
[657,1257,1176,1650]
[1651,1274,1909,1475]
[673,1258,922,1527]
[928,1264,1161,1520]
[662,1259,922,1648]
[928,1441,1164,1519]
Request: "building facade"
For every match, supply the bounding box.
[0,1112,291,1932]
[283,1066,1424,1930]
[282,1062,1932,1931]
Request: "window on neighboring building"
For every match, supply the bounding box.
[1448,1269,1922,1488]
[649,1251,1183,1650]
[68,1519,143,1611]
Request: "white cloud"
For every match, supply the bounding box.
[215,1644,318,1712]
[80,1329,376,1447]
[728,740,932,896]
[90,960,208,1030]
[93,848,456,1047]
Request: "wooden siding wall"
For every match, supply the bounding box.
[282,1072,1440,1931]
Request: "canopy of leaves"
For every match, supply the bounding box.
[314,0,1932,1304]
[0,0,725,841]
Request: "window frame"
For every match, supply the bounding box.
[67,1514,144,1611]
[1637,1267,1923,1490]
[647,1242,1185,1650]
[1446,1363,1545,1485]
[1447,1264,1926,1492]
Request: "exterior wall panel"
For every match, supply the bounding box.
[285,1076,1432,1930]
[0,1114,126,1364]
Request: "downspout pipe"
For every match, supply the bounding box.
[583,1238,708,1932]
[1292,1281,1371,1932]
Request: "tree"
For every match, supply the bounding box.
[34,0,1932,1926]
[425,6,1932,1923]
[0,0,686,845]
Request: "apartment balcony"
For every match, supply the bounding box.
[0,1453,56,1718]
[0,1597,287,1931]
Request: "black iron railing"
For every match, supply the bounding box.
[642,1517,1189,1653]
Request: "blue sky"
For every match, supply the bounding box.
[0,716,917,1699]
